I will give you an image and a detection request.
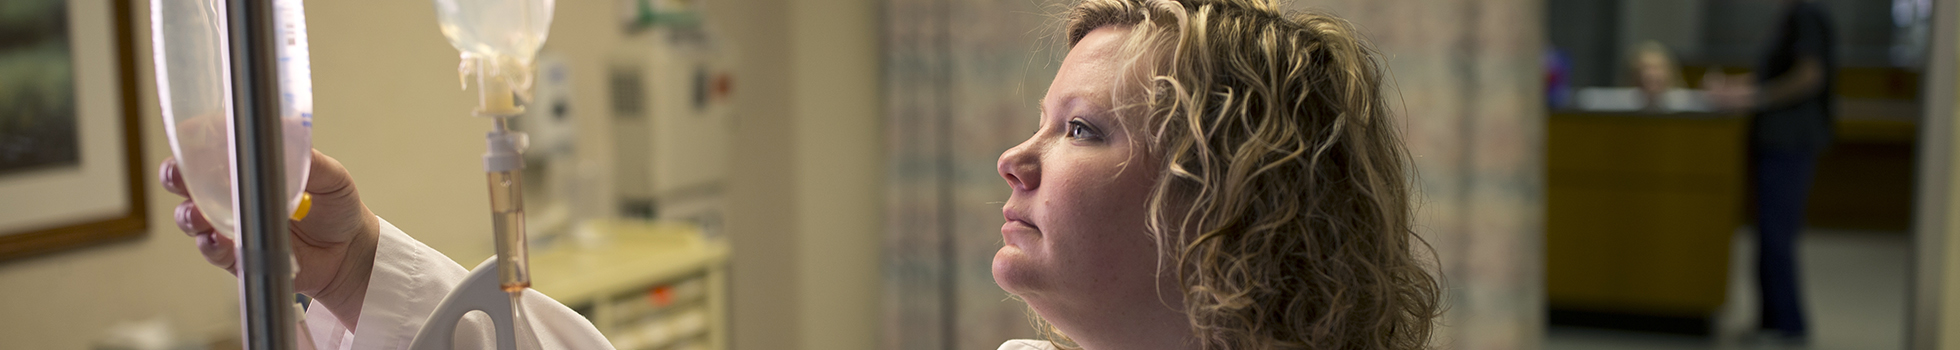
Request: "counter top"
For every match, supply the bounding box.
[526,220,730,305]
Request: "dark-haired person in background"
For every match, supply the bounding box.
[1704,0,1836,342]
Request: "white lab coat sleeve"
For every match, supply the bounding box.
[996,339,1057,350]
[299,218,613,349]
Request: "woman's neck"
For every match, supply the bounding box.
[1037,300,1200,350]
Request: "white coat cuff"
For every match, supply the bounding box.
[349,218,472,349]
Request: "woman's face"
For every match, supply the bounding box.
[1636,52,1671,96]
[994,26,1172,322]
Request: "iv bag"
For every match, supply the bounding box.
[433,0,554,108]
[151,0,314,239]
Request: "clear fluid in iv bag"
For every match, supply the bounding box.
[433,0,554,95]
[434,1,550,59]
[168,116,313,238]
[152,0,314,238]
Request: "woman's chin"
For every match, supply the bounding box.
[992,244,1043,296]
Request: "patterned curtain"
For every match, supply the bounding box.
[1280,0,1548,348]
[883,0,1059,349]
[882,0,1546,349]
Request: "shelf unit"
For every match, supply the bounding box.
[528,220,729,350]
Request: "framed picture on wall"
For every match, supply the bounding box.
[0,0,148,261]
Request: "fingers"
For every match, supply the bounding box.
[291,148,374,246]
[305,149,355,196]
[159,158,188,197]
[175,200,213,236]
[195,229,239,274]
[177,199,237,273]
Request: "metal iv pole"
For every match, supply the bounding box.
[225,0,296,348]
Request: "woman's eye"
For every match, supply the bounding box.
[1065,119,1102,141]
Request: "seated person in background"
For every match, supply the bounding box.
[1630,40,1683,112]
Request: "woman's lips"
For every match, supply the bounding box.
[1002,207,1038,246]
[1002,219,1037,232]
[1001,219,1039,247]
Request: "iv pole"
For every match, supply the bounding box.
[225,0,297,348]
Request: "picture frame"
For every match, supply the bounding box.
[0,0,148,261]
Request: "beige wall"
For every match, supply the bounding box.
[1928,1,1960,349]
[711,0,804,347]
[0,0,882,348]
[788,1,884,349]
[1939,15,1958,342]
[0,0,245,347]
[715,0,884,349]
[1938,43,1959,347]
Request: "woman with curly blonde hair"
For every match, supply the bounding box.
[992,0,1442,349]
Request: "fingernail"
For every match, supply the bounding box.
[176,203,196,234]
[177,202,211,234]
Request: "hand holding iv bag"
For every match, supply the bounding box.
[150,0,315,238]
[152,1,319,348]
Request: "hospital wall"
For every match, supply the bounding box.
[1923,0,1960,349]
[1937,0,1960,348]
[716,0,886,350]
[0,0,255,347]
[0,0,886,349]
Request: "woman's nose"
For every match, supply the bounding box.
[998,142,1041,191]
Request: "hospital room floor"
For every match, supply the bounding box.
[1544,228,1911,350]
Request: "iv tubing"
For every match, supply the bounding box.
[479,62,530,295]
[486,128,531,294]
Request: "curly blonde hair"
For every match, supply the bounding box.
[1037,0,1442,349]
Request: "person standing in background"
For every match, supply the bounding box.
[1704,0,1837,342]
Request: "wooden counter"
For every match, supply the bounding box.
[1545,111,1745,331]
[1550,66,1922,333]
[1544,108,1918,334]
